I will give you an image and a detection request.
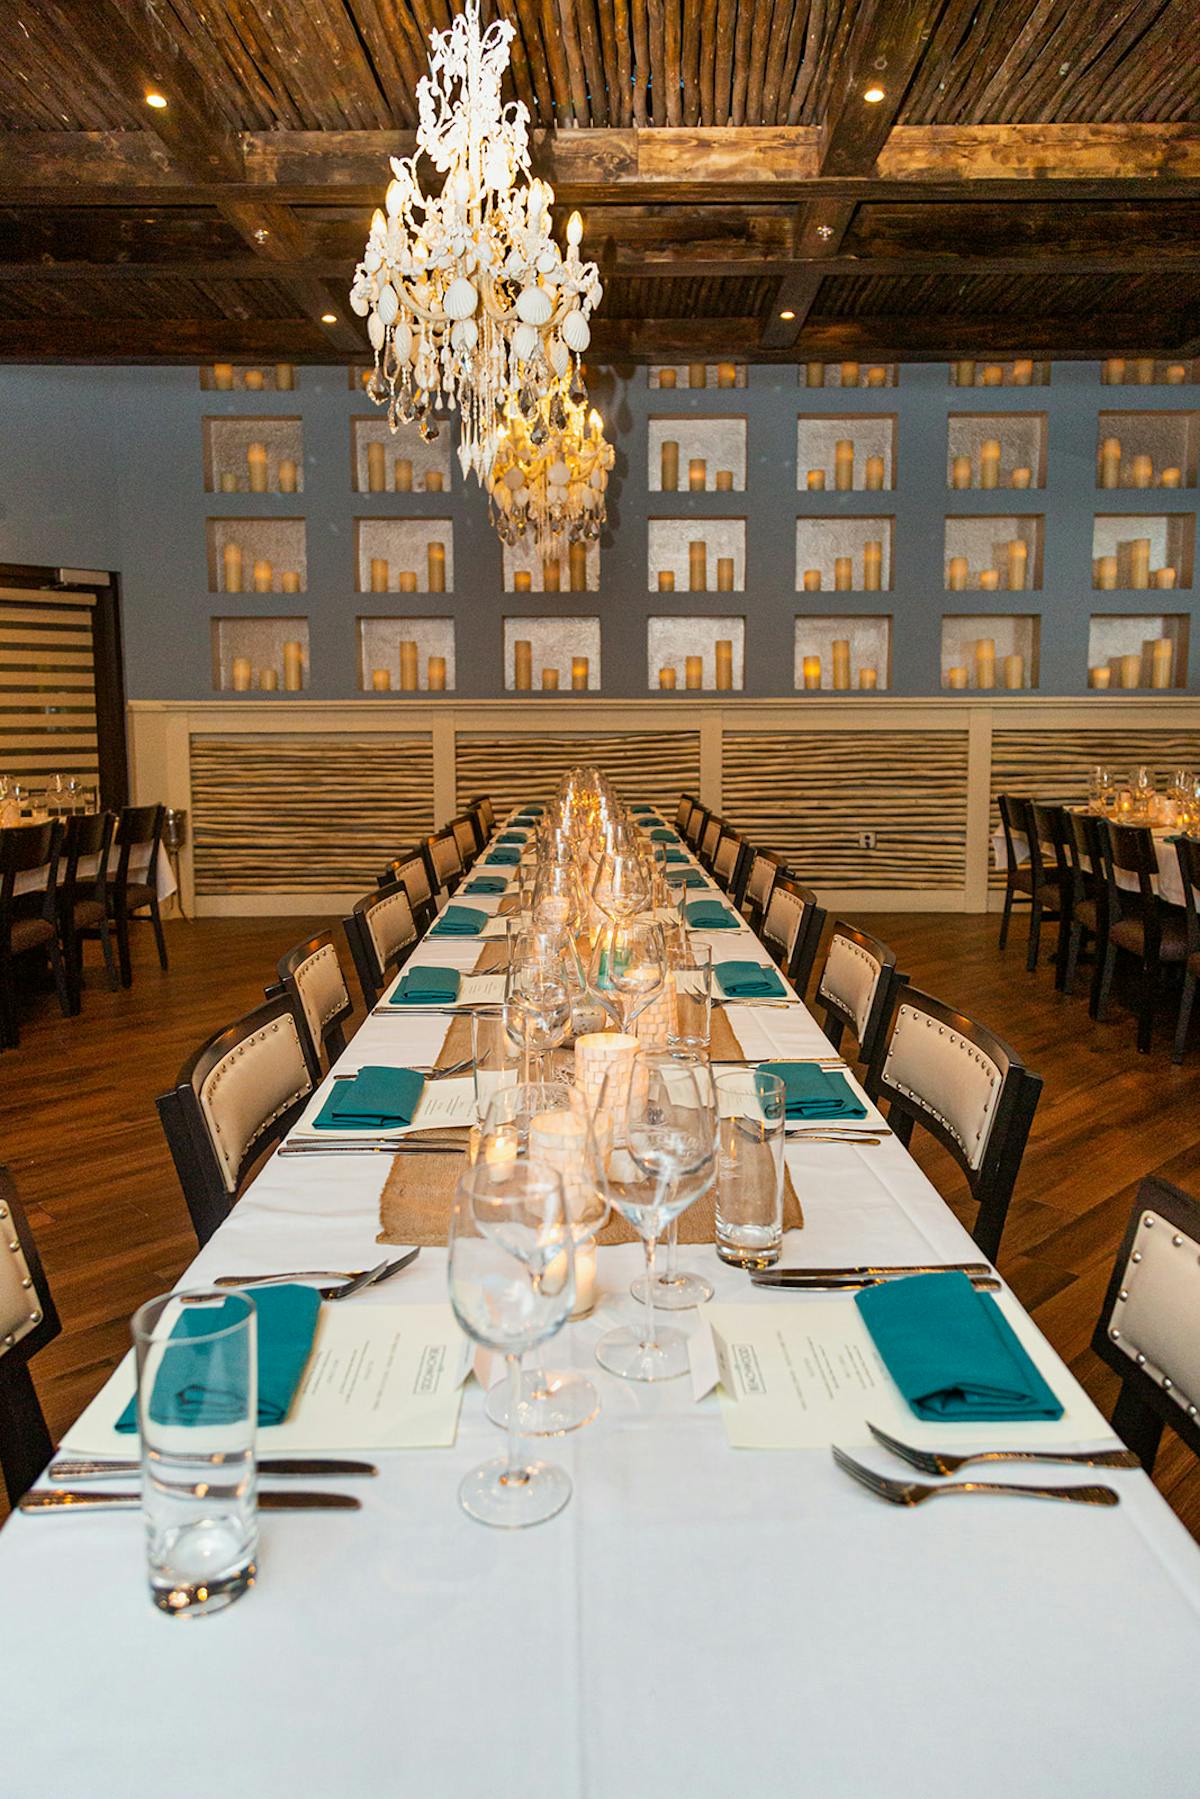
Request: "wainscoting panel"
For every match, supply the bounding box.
[191,733,434,893]
[455,730,701,815]
[722,729,970,889]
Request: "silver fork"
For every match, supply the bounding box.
[831,1445,1120,1507]
[216,1249,420,1298]
[333,1058,472,1082]
[866,1420,1140,1475]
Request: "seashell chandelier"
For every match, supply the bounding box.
[349,0,603,486]
[488,376,614,556]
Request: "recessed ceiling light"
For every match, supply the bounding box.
[779,309,796,321]
[320,312,338,324]
[863,85,885,103]
[145,91,168,109]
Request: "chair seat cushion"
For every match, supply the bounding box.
[1074,898,1099,933]
[10,916,54,954]
[72,898,105,928]
[1110,915,1189,961]
[1009,867,1034,895]
[109,880,155,909]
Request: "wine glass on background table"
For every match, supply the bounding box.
[591,832,650,925]
[630,1049,717,1311]
[448,1159,574,1527]
[506,928,571,1081]
[588,920,665,1034]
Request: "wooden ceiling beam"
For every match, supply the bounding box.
[0,319,333,361]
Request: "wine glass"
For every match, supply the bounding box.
[506,930,571,1081]
[594,1052,717,1382]
[448,1159,573,1527]
[591,839,650,923]
[479,1081,609,1436]
[630,1049,717,1311]
[532,858,585,936]
[588,920,665,1033]
[1131,766,1155,818]
[1089,765,1111,810]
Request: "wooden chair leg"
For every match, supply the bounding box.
[1091,939,1116,1021]
[1053,908,1071,992]
[1112,1381,1164,1474]
[1173,969,1198,1064]
[149,898,169,971]
[1026,899,1042,973]
[1063,921,1085,996]
[998,880,1015,949]
[47,935,71,1019]
[1136,957,1156,1054]
[114,901,133,988]
[0,953,17,1048]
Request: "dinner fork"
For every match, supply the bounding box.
[216,1249,420,1298]
[866,1420,1140,1475]
[830,1445,1119,1507]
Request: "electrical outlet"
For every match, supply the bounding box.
[858,831,878,850]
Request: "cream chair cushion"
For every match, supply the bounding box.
[395,854,432,911]
[764,885,806,958]
[818,932,882,1042]
[1107,1207,1200,1424]
[430,834,460,886]
[292,941,349,1053]
[882,1002,1002,1172]
[0,1199,40,1354]
[368,887,416,975]
[745,854,777,911]
[714,836,738,882]
[452,817,476,860]
[701,818,721,861]
[198,1012,311,1193]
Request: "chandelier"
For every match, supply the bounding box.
[348,0,603,485]
[488,378,614,555]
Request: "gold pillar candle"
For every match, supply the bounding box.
[568,541,588,592]
[399,641,419,691]
[1154,566,1177,589]
[1010,466,1032,489]
[514,570,532,593]
[982,364,1004,386]
[974,639,996,689]
[831,638,851,691]
[253,558,273,593]
[865,454,885,491]
[1012,359,1034,386]
[1134,358,1156,385]
[1095,555,1118,590]
[1103,358,1126,386]
[1089,665,1112,689]
[951,454,973,491]
[219,471,238,493]
[542,557,561,593]
[260,668,279,691]
[1160,466,1182,487]
[280,570,301,594]
[954,361,976,388]
[398,571,418,593]
[1006,539,1028,592]
[371,667,392,692]
[834,555,853,592]
[803,568,822,592]
[428,656,447,691]
[979,439,1001,489]
[278,457,298,494]
[1149,637,1175,688]
[660,440,680,491]
[1099,436,1122,488]
[806,362,824,388]
[863,540,883,592]
[1003,653,1025,690]
[688,540,707,592]
[717,361,737,388]
[840,361,859,388]
[367,440,387,492]
[946,666,969,689]
[806,468,826,491]
[1131,453,1153,489]
[1166,364,1188,384]
[657,569,676,591]
[424,470,444,493]
[866,366,887,387]
[658,367,677,388]
[716,556,734,592]
[1128,537,1152,589]
[282,640,304,691]
[394,457,413,492]
[243,369,264,391]
[802,655,822,691]
[659,665,677,689]
[834,439,854,491]
[571,656,589,690]
[858,666,878,690]
[540,666,560,690]
[688,362,707,389]
[427,541,446,593]
[513,640,533,690]
[715,469,734,491]
[1119,652,1142,689]
[212,362,234,391]
[685,655,703,690]
[688,458,707,492]
[370,556,389,593]
[978,568,1000,591]
[246,442,269,493]
[274,363,294,391]
[714,639,733,690]
[947,556,969,591]
[230,656,252,692]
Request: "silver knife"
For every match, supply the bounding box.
[752,1272,1001,1292]
[278,1141,467,1157]
[753,1262,991,1281]
[20,1489,362,1514]
[48,1457,378,1481]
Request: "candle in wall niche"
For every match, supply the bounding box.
[979,439,1001,489]
[370,556,389,593]
[659,665,677,689]
[427,541,446,593]
[806,468,826,491]
[1003,653,1025,690]
[1119,652,1142,689]
[1095,554,1118,590]
[688,362,707,389]
[213,362,234,391]
[831,639,851,690]
[569,541,588,592]
[1006,539,1028,592]
[982,364,1004,387]
[278,457,298,494]
[657,569,675,591]
[688,540,707,592]
[1130,453,1153,489]
[1166,364,1188,384]
[834,440,854,492]
[947,556,969,591]
[1099,436,1122,488]
[974,639,996,689]
[660,439,680,491]
[542,556,561,593]
[658,367,677,388]
[1149,637,1175,688]
[840,362,860,389]
[514,640,533,690]
[803,568,822,592]
[714,639,733,690]
[1010,466,1032,489]
[716,556,734,593]
[571,656,589,690]
[219,471,238,493]
[834,555,853,592]
[865,455,885,491]
[280,570,301,594]
[858,666,878,690]
[954,361,976,388]
[1011,359,1034,386]
[685,655,703,690]
[1128,537,1152,589]
[398,570,418,594]
[274,364,294,391]
[514,570,532,593]
[1134,358,1156,386]
[247,442,269,493]
[260,668,279,691]
[715,469,734,491]
[394,457,413,493]
[230,656,252,692]
[1155,566,1177,589]
[399,641,419,691]
[1089,665,1112,689]
[717,362,737,389]
[1160,466,1182,488]
[424,470,444,493]
[978,568,1000,591]
[866,366,887,387]
[252,558,272,593]
[863,540,883,592]
[371,667,392,692]
[367,440,387,492]
[951,454,972,491]
[688,458,707,491]
[946,666,969,690]
[428,656,447,692]
[802,655,822,691]
[243,370,265,391]
[283,640,304,691]
[1103,358,1126,386]
[806,363,825,389]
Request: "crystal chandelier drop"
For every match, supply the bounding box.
[488,379,615,555]
[349,0,603,485]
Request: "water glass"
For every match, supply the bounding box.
[667,941,713,1052]
[471,1005,521,1122]
[132,1288,258,1617]
[714,1070,786,1268]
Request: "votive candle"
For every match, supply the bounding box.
[806,363,824,388]
[247,442,269,493]
[714,639,733,690]
[222,541,243,593]
[715,469,734,491]
[659,665,677,688]
[367,440,386,492]
[716,556,734,592]
[398,570,418,593]
[280,570,301,593]
[1006,539,1028,591]
[394,457,413,492]
[951,455,972,491]
[865,454,885,491]
[834,439,854,491]
[428,542,447,593]
[831,638,851,690]
[688,458,707,491]
[1154,566,1178,589]
[259,668,279,691]
[230,656,252,692]
[513,640,533,690]
[282,640,304,691]
[428,655,447,691]
[685,655,703,690]
[658,368,677,388]
[1128,537,1152,589]
[947,555,969,591]
[1119,652,1142,689]
[979,439,1001,489]
[806,469,826,491]
[657,569,675,591]
[946,666,969,689]
[424,470,444,493]
[1131,453,1153,489]
[863,540,883,591]
[1003,653,1025,690]
[802,568,822,591]
[542,557,561,593]
[212,362,234,391]
[1089,665,1112,689]
[541,666,560,691]
[974,638,996,689]
[514,570,532,592]
[1099,436,1122,488]
[371,666,392,691]
[569,541,588,592]
[278,457,298,493]
[834,555,853,592]
[858,666,878,690]
[688,541,707,591]
[661,440,680,491]
[399,641,419,691]
[802,654,821,691]
[370,555,389,593]
[571,656,589,690]
[1095,555,1118,590]
[252,558,273,593]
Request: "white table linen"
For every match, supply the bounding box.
[993,824,1185,907]
[13,840,177,903]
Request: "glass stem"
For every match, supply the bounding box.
[500,1353,528,1487]
[663,1216,679,1286]
[640,1232,659,1351]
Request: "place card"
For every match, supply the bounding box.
[379,971,506,1009]
[290,1074,478,1140]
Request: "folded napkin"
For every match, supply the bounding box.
[431,904,488,936]
[116,1284,321,1432]
[664,847,689,864]
[715,960,787,999]
[856,1271,1063,1422]
[485,847,521,867]
[685,899,739,930]
[632,805,658,815]
[314,1064,426,1129]
[673,869,709,889]
[497,831,527,845]
[757,1061,867,1120]
[462,876,508,895]
[650,828,678,843]
[516,804,543,818]
[390,966,461,1005]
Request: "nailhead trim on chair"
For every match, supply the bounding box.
[368,888,416,974]
[1107,1210,1200,1421]
[293,942,349,1030]
[883,1004,1001,1169]
[201,1016,309,1189]
[0,1199,41,1351]
[765,887,805,957]
[818,934,882,1039]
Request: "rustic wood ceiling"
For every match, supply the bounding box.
[0,0,1196,363]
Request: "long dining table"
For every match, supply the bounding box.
[3,804,1200,1799]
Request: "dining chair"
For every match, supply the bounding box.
[57,809,117,1009]
[0,1166,61,1505]
[0,820,69,1048]
[739,846,789,930]
[157,993,318,1248]
[269,928,355,1070]
[425,824,464,898]
[996,792,1046,968]
[759,873,826,996]
[467,794,495,835]
[1063,809,1110,1014]
[464,801,488,855]
[815,920,906,1088]
[378,844,437,933]
[674,794,697,832]
[1028,800,1071,987]
[450,812,480,873]
[684,803,709,851]
[698,812,724,871]
[343,878,420,1010]
[107,802,168,987]
[1094,819,1188,1054]
[711,826,745,894]
[874,988,1043,1262]
[1091,1175,1200,1472]
[1172,836,1200,1063]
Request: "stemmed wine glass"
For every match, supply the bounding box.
[629,1049,717,1311]
[588,919,665,1033]
[594,1052,717,1382]
[506,929,571,1081]
[591,834,650,924]
[448,1159,574,1527]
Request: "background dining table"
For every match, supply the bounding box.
[993,813,1186,905]
[2,811,1199,1798]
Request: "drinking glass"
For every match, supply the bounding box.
[1088,765,1111,810]
[595,1053,717,1381]
[714,1069,786,1268]
[471,1004,521,1122]
[45,773,65,817]
[532,859,585,935]
[588,920,665,1033]
[131,1287,258,1617]
[448,1160,573,1526]
[591,843,650,923]
[506,930,571,1080]
[666,941,713,1053]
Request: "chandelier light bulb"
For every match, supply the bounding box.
[567,211,584,247]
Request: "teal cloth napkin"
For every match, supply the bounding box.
[485,847,521,867]
[116,1285,321,1432]
[497,831,527,845]
[431,904,488,936]
[673,869,709,888]
[665,847,689,864]
[390,966,461,1005]
[686,899,739,930]
[757,1061,867,1119]
[632,805,658,815]
[650,828,678,842]
[518,804,544,816]
[313,1064,426,1129]
[463,876,507,895]
[856,1272,1063,1422]
[715,960,787,999]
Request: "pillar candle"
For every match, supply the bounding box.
[394,457,413,492]
[514,570,532,592]
[1154,565,1177,589]
[1012,359,1034,386]
[569,541,588,592]
[658,368,677,388]
[865,454,885,491]
[371,667,392,691]
[716,556,734,592]
[946,666,969,689]
[715,469,734,491]
[806,469,826,490]
[1099,436,1122,488]
[514,640,533,690]
[717,362,737,388]
[398,570,418,593]
[1003,653,1025,690]
[660,440,680,491]
[840,362,859,389]
[1095,555,1118,590]
[979,439,1001,489]
[947,556,969,591]
[834,555,853,592]
[230,656,252,692]
[260,668,278,691]
[535,557,558,593]
[1130,453,1153,489]
[427,541,446,593]
[831,639,851,690]
[571,656,589,690]
[863,540,883,592]
[688,541,707,592]
[366,440,387,492]
[424,470,444,493]
[951,454,972,490]
[657,569,675,591]
[1119,652,1142,689]
[858,667,878,690]
[278,457,298,494]
[1102,358,1125,386]
[1166,364,1188,384]
[1128,537,1152,589]
[280,570,301,594]
[252,558,273,593]
[282,640,304,691]
[540,666,559,690]
[1089,665,1112,689]
[806,363,824,388]
[834,439,854,491]
[1010,466,1032,489]
[688,458,707,491]
[246,442,268,493]
[1006,539,1028,592]
[243,370,264,391]
[370,556,389,593]
[274,363,294,391]
[802,655,821,691]
[1134,358,1156,385]
[212,362,234,391]
[714,639,733,690]
[978,568,1000,591]
[219,471,238,493]
[685,655,703,689]
[802,568,822,591]
[399,641,419,691]
[1160,466,1182,487]
[866,366,887,387]
[954,361,975,388]
[688,362,707,389]
[982,364,1003,386]
[428,656,447,691]
[975,639,996,689]
[1149,637,1175,688]
[659,665,677,688]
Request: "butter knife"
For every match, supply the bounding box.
[752,1272,1001,1292]
[753,1263,991,1281]
[48,1457,378,1481]
[20,1489,362,1514]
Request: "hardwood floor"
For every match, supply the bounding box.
[2,903,1198,1535]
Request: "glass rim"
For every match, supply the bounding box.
[131,1285,256,1348]
[715,1066,787,1093]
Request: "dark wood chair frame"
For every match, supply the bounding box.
[57,808,117,1009]
[1095,818,1188,1054]
[740,846,790,931]
[105,802,167,987]
[450,811,481,873]
[760,871,826,995]
[377,843,438,933]
[1063,808,1110,1014]
[710,826,747,895]
[1028,799,1071,988]
[697,811,726,872]
[343,877,420,1010]
[466,795,495,836]
[267,927,355,1068]
[425,823,464,897]
[1,819,69,1048]
[816,919,908,1088]
[997,792,1061,972]
[874,987,1043,1263]
[684,804,710,850]
[0,1166,62,1505]
[1172,835,1200,1064]
[675,793,698,832]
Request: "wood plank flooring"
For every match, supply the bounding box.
[1,904,1198,1536]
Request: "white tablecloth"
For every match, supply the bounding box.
[3,818,1199,1798]
[993,825,1185,907]
[12,841,177,903]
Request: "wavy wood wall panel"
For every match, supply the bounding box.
[988,726,1200,885]
[722,730,969,889]
[191,733,434,893]
[455,731,701,814]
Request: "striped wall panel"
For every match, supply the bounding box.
[191,734,434,893]
[0,590,99,783]
[722,730,970,889]
[455,731,701,814]
[988,725,1200,885]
